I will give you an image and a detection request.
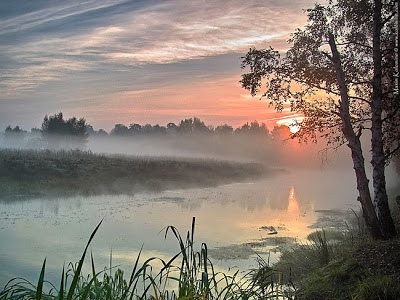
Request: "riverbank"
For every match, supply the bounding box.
[1,214,400,299]
[295,233,400,299]
[0,148,269,199]
[269,211,400,299]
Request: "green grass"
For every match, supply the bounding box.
[2,214,399,299]
[0,148,268,199]
[1,149,399,299]
[0,218,293,300]
[271,211,400,300]
[295,257,400,300]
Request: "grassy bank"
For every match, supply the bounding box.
[267,212,400,300]
[0,148,269,199]
[1,216,400,299]
[0,218,282,300]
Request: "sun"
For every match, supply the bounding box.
[288,123,300,133]
[276,117,304,134]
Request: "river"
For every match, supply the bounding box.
[0,167,384,289]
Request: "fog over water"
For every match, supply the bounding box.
[85,134,354,172]
[0,133,399,289]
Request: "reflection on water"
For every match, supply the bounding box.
[253,186,315,240]
[0,168,359,288]
[282,186,314,239]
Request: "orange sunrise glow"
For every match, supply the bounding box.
[3,1,398,294]
[276,116,304,133]
[0,1,314,132]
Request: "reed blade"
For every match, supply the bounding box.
[35,258,46,300]
[66,219,103,300]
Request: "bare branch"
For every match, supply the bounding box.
[348,95,372,104]
[330,109,341,117]
[356,126,363,138]
[385,144,400,160]
[336,41,373,49]
[382,105,400,122]
[382,10,397,26]
[322,51,333,61]
[348,80,373,85]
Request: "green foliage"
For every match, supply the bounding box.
[163,217,251,299]
[275,229,337,282]
[240,0,398,239]
[297,258,367,300]
[352,275,400,300]
[1,216,399,299]
[107,117,273,139]
[307,230,331,265]
[297,259,400,300]
[0,218,286,300]
[0,148,267,199]
[5,126,26,134]
[41,112,88,149]
[274,215,400,300]
[240,0,398,149]
[249,255,296,299]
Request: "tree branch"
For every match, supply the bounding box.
[330,109,341,117]
[348,80,373,85]
[290,77,341,96]
[322,51,333,61]
[382,10,396,26]
[336,41,372,50]
[382,105,400,122]
[348,95,372,104]
[356,125,363,138]
[385,144,400,160]
[383,90,397,96]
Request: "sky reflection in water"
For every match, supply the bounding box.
[0,168,360,288]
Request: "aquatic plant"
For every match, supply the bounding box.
[0,217,296,299]
[3,213,396,299]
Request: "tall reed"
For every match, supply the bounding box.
[1,217,298,299]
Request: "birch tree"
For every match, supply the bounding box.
[240,0,399,238]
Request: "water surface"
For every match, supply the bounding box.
[0,168,360,288]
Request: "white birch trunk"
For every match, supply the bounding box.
[371,0,396,237]
[328,32,384,239]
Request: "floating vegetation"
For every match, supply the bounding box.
[209,244,256,260]
[209,237,297,261]
[0,218,296,299]
[259,225,287,235]
[310,209,355,231]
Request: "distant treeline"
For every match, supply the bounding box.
[3,112,292,146]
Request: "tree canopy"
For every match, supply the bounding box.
[241,0,398,149]
[108,118,271,138]
[241,0,398,239]
[41,112,88,148]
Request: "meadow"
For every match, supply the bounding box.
[0,148,268,199]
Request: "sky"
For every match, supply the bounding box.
[0,0,316,132]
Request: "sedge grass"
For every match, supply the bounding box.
[4,220,398,300]
[0,217,295,300]
[0,148,268,199]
